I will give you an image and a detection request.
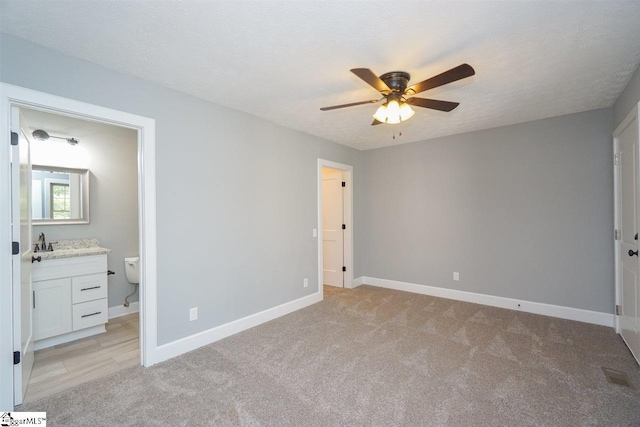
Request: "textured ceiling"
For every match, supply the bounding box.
[2,1,640,150]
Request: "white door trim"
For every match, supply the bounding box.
[0,83,158,410]
[317,159,354,299]
[613,101,640,336]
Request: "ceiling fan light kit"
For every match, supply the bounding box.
[373,98,416,124]
[321,64,475,126]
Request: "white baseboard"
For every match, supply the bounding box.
[108,301,139,319]
[154,291,323,364]
[34,325,106,351]
[352,276,365,288]
[358,276,614,328]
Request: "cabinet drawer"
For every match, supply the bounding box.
[72,299,108,331]
[72,274,108,304]
[33,254,107,282]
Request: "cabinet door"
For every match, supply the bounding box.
[33,278,72,341]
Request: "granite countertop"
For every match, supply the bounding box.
[35,238,111,260]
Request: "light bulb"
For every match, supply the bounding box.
[399,102,415,121]
[373,104,388,123]
[386,100,401,124]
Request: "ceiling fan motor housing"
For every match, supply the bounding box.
[379,71,411,94]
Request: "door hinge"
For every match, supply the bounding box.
[342,181,346,187]
[614,153,619,165]
[12,241,19,255]
[614,229,621,241]
[342,266,346,272]
[10,131,18,146]
[342,224,346,230]
[13,351,20,365]
[615,304,622,316]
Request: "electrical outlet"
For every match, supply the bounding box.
[312,228,318,238]
[190,307,198,321]
[303,278,309,288]
[453,272,460,281]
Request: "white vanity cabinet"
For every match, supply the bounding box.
[32,254,109,348]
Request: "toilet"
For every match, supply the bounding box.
[124,256,140,284]
[123,257,139,308]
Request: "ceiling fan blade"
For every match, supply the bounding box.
[406,64,475,95]
[320,99,380,111]
[371,119,384,126]
[351,68,392,95]
[405,97,460,112]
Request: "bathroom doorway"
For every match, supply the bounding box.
[0,83,158,409]
[19,108,141,403]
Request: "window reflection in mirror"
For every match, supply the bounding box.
[32,165,90,224]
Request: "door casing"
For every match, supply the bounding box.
[0,83,158,410]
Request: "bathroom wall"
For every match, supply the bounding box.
[26,111,140,310]
[0,33,363,345]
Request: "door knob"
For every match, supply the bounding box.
[629,250,638,257]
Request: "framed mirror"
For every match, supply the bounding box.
[32,165,90,225]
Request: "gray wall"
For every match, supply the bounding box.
[0,32,620,348]
[0,33,362,345]
[358,109,614,313]
[614,63,640,129]
[31,126,139,309]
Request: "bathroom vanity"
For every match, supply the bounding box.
[32,239,111,350]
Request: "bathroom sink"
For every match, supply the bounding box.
[32,240,111,260]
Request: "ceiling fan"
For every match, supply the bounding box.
[320,64,475,126]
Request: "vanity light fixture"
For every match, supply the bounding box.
[32,129,79,146]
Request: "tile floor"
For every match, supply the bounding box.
[24,313,139,403]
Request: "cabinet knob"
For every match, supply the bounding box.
[31,256,42,263]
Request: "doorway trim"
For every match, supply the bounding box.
[613,102,640,335]
[0,83,158,409]
[317,159,354,299]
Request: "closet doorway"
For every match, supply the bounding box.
[317,159,353,294]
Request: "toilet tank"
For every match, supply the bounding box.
[124,256,140,284]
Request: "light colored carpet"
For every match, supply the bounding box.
[22,285,640,426]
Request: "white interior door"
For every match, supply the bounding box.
[11,107,34,405]
[322,168,344,287]
[616,110,640,365]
